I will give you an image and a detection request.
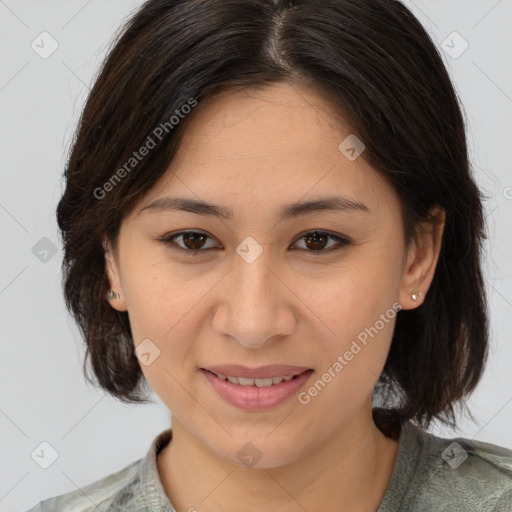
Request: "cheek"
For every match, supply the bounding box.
[120,252,214,382]
[322,256,397,322]
[314,249,402,370]
[301,276,398,426]
[120,249,202,338]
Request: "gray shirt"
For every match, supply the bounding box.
[25,417,512,511]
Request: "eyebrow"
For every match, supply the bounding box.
[138,195,370,220]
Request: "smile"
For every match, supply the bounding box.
[201,368,314,411]
[210,371,297,387]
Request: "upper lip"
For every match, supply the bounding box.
[202,365,312,379]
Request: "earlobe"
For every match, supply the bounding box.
[398,205,445,310]
[103,237,128,311]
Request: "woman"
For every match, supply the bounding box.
[27,0,512,510]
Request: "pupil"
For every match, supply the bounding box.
[305,232,327,251]
[184,233,206,250]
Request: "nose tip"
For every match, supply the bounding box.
[223,329,293,353]
[221,304,286,349]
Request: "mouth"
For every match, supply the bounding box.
[200,366,314,411]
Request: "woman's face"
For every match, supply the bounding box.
[105,82,438,467]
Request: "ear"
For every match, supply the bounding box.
[103,237,128,312]
[398,205,446,310]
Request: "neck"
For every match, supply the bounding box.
[157,406,399,512]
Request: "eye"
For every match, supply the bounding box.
[290,230,352,254]
[157,231,219,255]
[157,230,352,256]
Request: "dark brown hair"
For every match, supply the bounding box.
[57,0,489,431]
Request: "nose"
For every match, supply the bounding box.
[212,247,297,349]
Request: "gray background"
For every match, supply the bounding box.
[1,1,511,511]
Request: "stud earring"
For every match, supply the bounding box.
[106,289,120,301]
[411,291,423,301]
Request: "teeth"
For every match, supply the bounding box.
[213,372,296,387]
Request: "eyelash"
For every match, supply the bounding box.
[156,230,352,256]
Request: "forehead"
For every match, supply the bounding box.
[180,82,349,161]
[134,82,399,219]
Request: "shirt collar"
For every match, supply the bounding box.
[138,428,176,512]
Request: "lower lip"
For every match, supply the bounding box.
[201,369,314,412]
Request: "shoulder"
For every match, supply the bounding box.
[400,421,512,511]
[24,459,142,512]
